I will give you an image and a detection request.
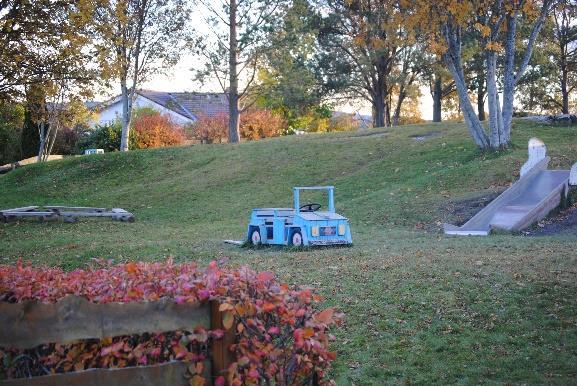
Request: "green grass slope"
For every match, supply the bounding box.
[1,120,577,384]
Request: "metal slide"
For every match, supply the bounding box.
[444,139,576,236]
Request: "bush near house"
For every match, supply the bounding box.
[239,109,284,140]
[76,121,130,153]
[77,110,185,152]
[192,110,285,143]
[0,260,341,385]
[191,113,228,144]
[132,110,186,149]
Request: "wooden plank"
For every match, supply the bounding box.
[2,212,56,217]
[210,301,236,380]
[57,212,124,218]
[0,206,39,213]
[45,206,107,212]
[0,360,211,386]
[0,296,210,349]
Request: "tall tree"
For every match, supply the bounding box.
[551,0,577,113]
[317,0,404,128]
[254,0,325,129]
[391,44,427,126]
[406,0,559,149]
[193,0,283,143]
[88,0,190,151]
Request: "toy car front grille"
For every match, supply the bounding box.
[320,226,336,236]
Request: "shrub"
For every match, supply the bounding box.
[239,109,284,140]
[0,260,341,385]
[191,113,228,144]
[192,110,285,143]
[51,127,79,155]
[77,121,125,152]
[132,110,186,149]
[0,102,24,165]
[329,114,359,132]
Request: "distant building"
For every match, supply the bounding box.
[90,89,228,127]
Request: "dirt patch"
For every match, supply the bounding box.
[440,190,504,227]
[410,131,442,142]
[524,203,577,236]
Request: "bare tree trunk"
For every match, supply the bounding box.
[500,15,517,148]
[372,89,386,128]
[561,66,569,114]
[432,75,442,122]
[37,122,46,163]
[228,0,241,143]
[385,94,391,127]
[392,90,406,127]
[486,51,501,149]
[477,73,486,121]
[444,54,489,148]
[120,81,132,151]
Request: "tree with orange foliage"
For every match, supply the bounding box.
[403,0,559,149]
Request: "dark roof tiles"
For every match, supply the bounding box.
[138,90,228,121]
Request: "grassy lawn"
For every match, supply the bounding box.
[1,120,576,384]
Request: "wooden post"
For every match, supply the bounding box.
[210,301,236,382]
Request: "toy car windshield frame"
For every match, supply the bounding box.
[293,186,335,214]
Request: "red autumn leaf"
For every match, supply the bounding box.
[314,308,335,324]
[125,262,138,274]
[219,303,234,312]
[256,271,274,282]
[189,375,206,386]
[302,327,315,339]
[222,311,234,330]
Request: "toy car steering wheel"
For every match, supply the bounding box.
[300,203,321,212]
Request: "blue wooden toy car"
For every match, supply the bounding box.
[247,186,352,247]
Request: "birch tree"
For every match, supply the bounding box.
[88,0,190,151]
[192,0,285,143]
[405,0,560,150]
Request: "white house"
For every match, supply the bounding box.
[91,89,229,127]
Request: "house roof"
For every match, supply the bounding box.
[138,90,229,121]
[94,89,229,122]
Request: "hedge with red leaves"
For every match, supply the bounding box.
[0,260,341,385]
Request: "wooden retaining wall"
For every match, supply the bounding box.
[0,297,234,385]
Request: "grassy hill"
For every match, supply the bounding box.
[1,120,577,384]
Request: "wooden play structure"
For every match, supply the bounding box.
[0,206,135,223]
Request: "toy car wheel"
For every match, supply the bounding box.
[291,230,303,247]
[250,229,261,245]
